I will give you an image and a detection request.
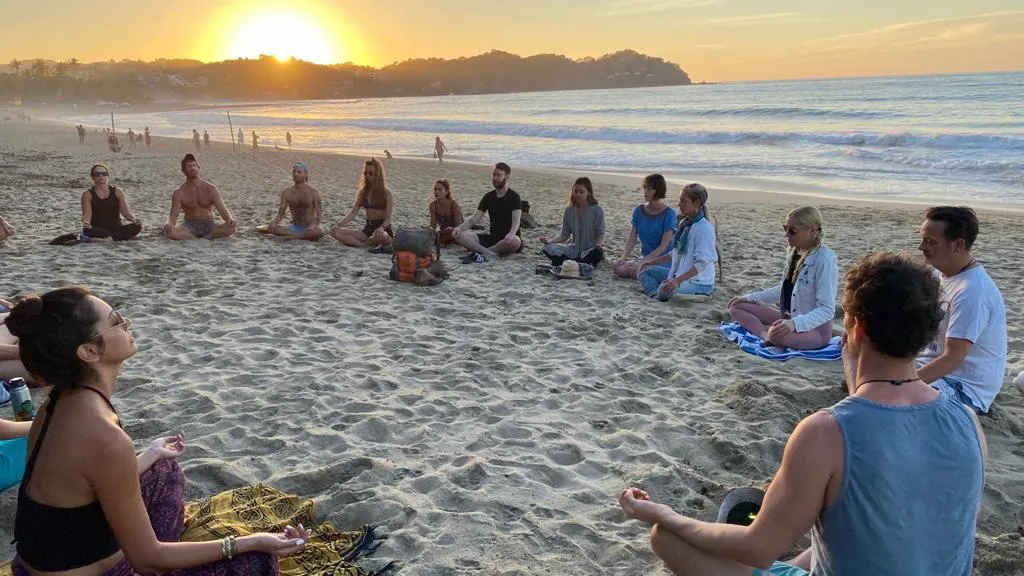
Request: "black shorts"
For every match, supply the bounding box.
[477,232,524,253]
[362,219,394,237]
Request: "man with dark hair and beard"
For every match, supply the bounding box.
[451,162,523,263]
[264,162,324,240]
[618,252,986,576]
[164,154,237,240]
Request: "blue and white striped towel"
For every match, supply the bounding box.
[719,322,842,362]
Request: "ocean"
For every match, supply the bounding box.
[68,72,1024,207]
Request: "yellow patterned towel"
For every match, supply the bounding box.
[1,484,385,576]
[184,483,384,576]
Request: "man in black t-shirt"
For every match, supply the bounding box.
[451,162,523,262]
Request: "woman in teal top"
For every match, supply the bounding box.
[613,174,677,278]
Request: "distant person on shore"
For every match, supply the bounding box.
[76,124,85,144]
[191,129,201,150]
[164,154,237,240]
[265,162,324,240]
[619,252,985,576]
[126,128,136,149]
[330,157,394,247]
[106,131,122,153]
[203,130,210,150]
[612,174,676,278]
[80,164,143,242]
[143,126,151,148]
[429,178,463,246]
[237,128,244,147]
[450,162,523,263]
[286,131,293,147]
[252,131,259,155]
[916,206,1007,414]
[539,177,606,266]
[384,150,393,160]
[728,206,838,349]
[434,136,448,163]
[638,183,718,300]
[0,214,14,242]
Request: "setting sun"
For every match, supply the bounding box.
[225,10,342,64]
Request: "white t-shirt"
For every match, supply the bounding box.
[918,264,1007,412]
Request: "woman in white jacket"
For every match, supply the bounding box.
[728,206,838,349]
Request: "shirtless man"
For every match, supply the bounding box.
[265,162,324,240]
[203,130,211,150]
[126,128,136,149]
[164,154,237,240]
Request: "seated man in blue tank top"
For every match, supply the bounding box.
[619,252,986,576]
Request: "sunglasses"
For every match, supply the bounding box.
[91,172,109,177]
[95,309,131,339]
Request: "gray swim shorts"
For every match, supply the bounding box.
[184,219,215,238]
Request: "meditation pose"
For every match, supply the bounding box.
[429,178,463,246]
[0,214,13,242]
[5,287,310,575]
[164,154,237,240]
[613,174,676,278]
[728,207,838,349]
[265,162,325,240]
[539,177,606,266]
[81,164,143,242]
[916,206,1007,414]
[330,158,394,247]
[434,136,448,163]
[638,183,718,299]
[451,162,523,263]
[620,252,986,576]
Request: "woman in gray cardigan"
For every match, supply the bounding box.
[728,206,839,349]
[539,177,606,266]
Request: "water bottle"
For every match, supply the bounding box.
[5,378,35,421]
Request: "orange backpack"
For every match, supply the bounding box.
[389,227,440,283]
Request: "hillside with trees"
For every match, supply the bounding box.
[0,50,691,105]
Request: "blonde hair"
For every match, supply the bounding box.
[786,206,824,282]
[681,183,722,281]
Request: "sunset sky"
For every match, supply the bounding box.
[1,0,1021,82]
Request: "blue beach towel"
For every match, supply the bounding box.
[719,322,842,362]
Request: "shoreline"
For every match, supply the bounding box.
[31,115,1024,215]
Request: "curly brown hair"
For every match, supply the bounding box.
[842,252,943,358]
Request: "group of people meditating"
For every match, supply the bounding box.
[0,151,1013,576]
[0,202,1010,576]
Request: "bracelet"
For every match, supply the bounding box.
[221,537,229,560]
[227,535,236,559]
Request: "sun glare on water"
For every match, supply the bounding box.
[225,10,342,64]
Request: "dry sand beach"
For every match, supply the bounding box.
[0,119,1022,575]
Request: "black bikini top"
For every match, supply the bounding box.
[14,387,122,571]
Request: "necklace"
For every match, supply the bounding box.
[958,259,976,275]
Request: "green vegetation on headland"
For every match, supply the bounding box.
[1,50,692,106]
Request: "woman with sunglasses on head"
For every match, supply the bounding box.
[4,287,309,576]
[81,164,143,241]
[728,206,839,350]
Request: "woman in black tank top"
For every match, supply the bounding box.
[81,165,143,241]
[4,287,310,574]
